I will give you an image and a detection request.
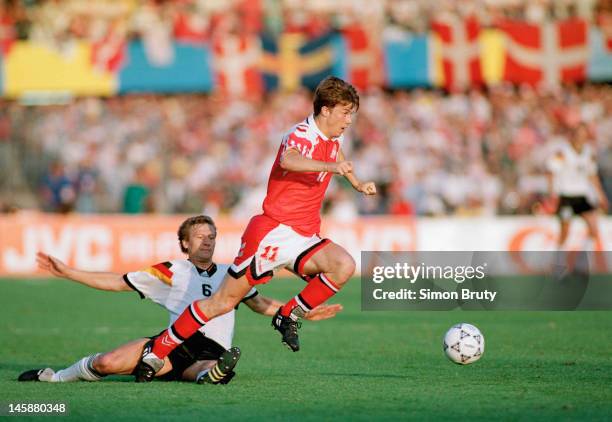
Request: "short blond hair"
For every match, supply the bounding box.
[177,215,216,253]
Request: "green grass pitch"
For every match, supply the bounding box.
[1,277,612,420]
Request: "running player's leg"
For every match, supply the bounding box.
[557,218,570,249]
[580,209,601,249]
[579,209,608,271]
[272,241,354,351]
[280,241,354,318]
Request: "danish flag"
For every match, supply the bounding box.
[500,19,589,86]
[211,33,263,97]
[431,15,482,91]
[341,23,384,90]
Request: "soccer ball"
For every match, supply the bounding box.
[443,323,485,365]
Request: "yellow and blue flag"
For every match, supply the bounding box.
[259,31,345,91]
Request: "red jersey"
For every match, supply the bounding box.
[262,115,343,236]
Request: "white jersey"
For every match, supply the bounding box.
[547,142,596,197]
[123,260,257,349]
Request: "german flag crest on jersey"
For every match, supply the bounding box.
[144,262,174,286]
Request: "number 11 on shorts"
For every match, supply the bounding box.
[261,246,279,262]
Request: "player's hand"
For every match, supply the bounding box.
[331,161,353,176]
[304,303,343,321]
[357,182,377,195]
[36,252,70,278]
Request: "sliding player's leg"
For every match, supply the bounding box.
[273,241,355,351]
[18,338,174,382]
[164,332,242,384]
[95,339,173,376]
[193,347,241,384]
[182,360,215,381]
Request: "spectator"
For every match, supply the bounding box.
[40,161,76,213]
[122,166,152,214]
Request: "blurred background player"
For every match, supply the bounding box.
[18,215,341,384]
[547,123,609,251]
[134,76,376,381]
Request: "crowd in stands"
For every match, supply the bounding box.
[0,0,611,217]
[0,0,608,51]
[1,84,610,217]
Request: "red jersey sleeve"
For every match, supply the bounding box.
[284,125,314,158]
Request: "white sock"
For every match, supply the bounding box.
[51,354,103,382]
[37,368,56,382]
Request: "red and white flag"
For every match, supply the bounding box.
[341,23,384,90]
[431,15,482,91]
[91,27,126,73]
[174,12,208,44]
[0,13,16,54]
[597,12,612,52]
[500,19,589,86]
[211,33,263,98]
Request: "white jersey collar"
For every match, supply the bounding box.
[307,114,333,141]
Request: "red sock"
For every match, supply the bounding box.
[280,274,340,317]
[151,301,209,358]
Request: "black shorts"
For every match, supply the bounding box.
[149,331,226,381]
[557,195,594,219]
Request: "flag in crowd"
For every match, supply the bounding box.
[430,15,483,91]
[499,18,589,86]
[1,18,611,97]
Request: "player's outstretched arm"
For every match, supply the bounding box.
[280,148,353,175]
[36,252,131,292]
[337,149,376,195]
[244,294,343,321]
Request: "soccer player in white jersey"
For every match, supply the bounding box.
[547,123,609,250]
[17,215,341,384]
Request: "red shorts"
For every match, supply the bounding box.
[228,214,330,286]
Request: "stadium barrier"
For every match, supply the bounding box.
[0,212,610,276]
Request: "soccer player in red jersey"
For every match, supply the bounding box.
[135,76,376,381]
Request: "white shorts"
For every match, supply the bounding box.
[228,214,330,285]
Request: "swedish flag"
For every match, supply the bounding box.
[259,31,345,92]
